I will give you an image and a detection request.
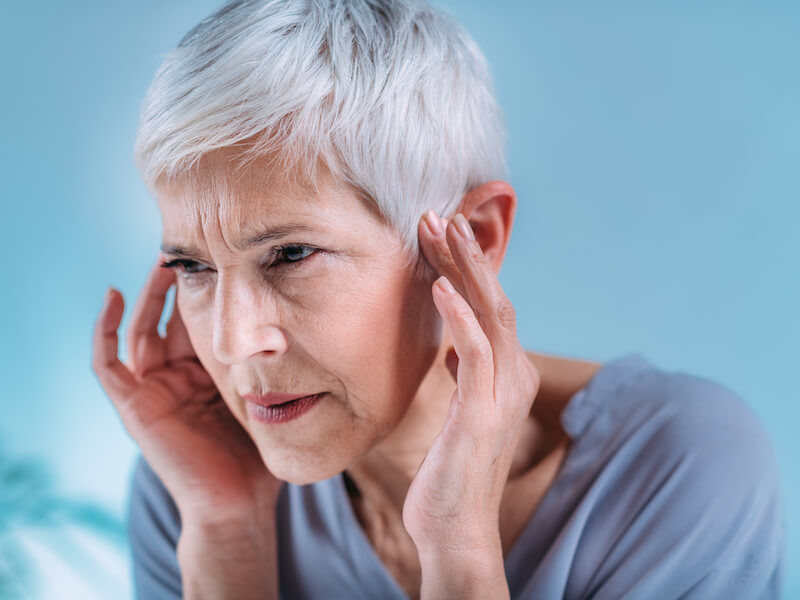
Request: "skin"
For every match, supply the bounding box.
[93,148,603,599]
[154,151,445,487]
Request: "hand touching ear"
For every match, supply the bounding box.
[402,211,540,598]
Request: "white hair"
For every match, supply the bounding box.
[134,0,508,262]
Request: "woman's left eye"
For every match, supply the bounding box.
[273,245,317,268]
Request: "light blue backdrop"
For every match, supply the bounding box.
[1,1,797,597]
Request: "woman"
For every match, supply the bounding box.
[91,1,785,598]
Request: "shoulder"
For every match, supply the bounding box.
[572,361,786,597]
[609,365,782,510]
[574,358,781,490]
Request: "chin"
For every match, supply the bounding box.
[259,445,348,486]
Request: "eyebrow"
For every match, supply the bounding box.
[160,223,317,259]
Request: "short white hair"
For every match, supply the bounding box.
[134,0,508,260]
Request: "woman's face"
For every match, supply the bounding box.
[156,153,443,484]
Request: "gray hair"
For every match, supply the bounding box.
[134,0,508,260]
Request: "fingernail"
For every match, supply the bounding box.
[424,210,443,237]
[454,213,475,240]
[435,276,456,295]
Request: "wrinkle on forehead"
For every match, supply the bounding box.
[181,148,319,215]
[157,147,397,255]
[157,150,328,249]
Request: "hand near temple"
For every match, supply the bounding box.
[403,210,541,599]
[92,258,282,599]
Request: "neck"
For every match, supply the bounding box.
[343,339,602,516]
[344,335,456,513]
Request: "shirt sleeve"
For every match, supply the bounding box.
[584,373,786,600]
[126,454,184,600]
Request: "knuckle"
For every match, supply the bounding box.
[468,242,486,264]
[494,296,517,331]
[465,340,493,370]
[440,251,459,274]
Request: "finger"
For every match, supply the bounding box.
[444,214,520,362]
[92,288,137,401]
[432,276,495,416]
[126,255,174,377]
[164,291,199,364]
[418,212,467,295]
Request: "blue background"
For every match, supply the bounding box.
[1,1,797,597]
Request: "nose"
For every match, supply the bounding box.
[211,274,289,365]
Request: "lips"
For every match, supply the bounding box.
[242,392,319,407]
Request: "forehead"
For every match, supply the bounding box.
[155,151,384,242]
[159,154,328,216]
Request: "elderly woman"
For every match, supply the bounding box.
[92,1,785,598]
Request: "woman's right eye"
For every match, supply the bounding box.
[159,258,211,277]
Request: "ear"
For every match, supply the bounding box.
[451,180,517,274]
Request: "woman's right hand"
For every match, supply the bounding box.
[92,255,284,527]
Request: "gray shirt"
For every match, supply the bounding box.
[127,353,786,599]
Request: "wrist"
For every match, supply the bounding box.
[177,487,280,529]
[412,524,502,565]
[177,521,279,600]
[177,502,279,568]
[418,552,509,600]
[178,520,275,562]
[417,540,509,600]
[417,542,503,574]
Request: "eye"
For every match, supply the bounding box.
[159,258,210,277]
[158,245,318,279]
[272,245,317,268]
[161,258,208,273]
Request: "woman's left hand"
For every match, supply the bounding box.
[402,210,541,573]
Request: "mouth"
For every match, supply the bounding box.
[242,391,322,407]
[245,393,325,425]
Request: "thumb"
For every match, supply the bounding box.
[444,345,459,381]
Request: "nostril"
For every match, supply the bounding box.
[211,282,289,364]
[212,321,289,365]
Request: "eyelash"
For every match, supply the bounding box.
[159,245,318,277]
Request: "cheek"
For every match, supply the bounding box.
[174,265,440,411]
[175,287,225,380]
[316,269,441,419]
